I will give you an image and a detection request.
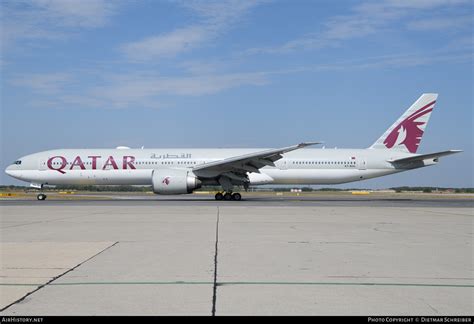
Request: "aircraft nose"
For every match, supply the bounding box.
[5,165,21,178]
[5,165,14,176]
[5,164,24,180]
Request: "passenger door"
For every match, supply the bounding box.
[38,159,47,171]
[357,157,367,170]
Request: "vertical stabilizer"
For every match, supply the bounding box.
[370,93,437,153]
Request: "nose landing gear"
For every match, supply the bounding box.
[30,183,47,201]
[37,193,47,201]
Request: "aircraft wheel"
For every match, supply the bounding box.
[231,193,242,201]
[215,192,223,201]
[223,192,232,201]
[37,194,47,201]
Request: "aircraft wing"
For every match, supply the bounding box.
[388,150,462,164]
[192,142,321,178]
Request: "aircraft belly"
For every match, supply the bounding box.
[263,169,363,185]
[261,169,400,185]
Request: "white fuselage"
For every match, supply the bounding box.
[5,148,433,187]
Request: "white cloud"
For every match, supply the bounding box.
[10,73,73,94]
[6,0,472,111]
[121,26,211,61]
[1,0,117,49]
[334,52,473,70]
[445,36,474,51]
[12,47,472,110]
[179,60,222,75]
[407,16,473,31]
[244,0,472,55]
[178,0,267,26]
[87,72,268,108]
[121,0,267,61]
[378,0,469,9]
[29,0,116,27]
[11,71,269,109]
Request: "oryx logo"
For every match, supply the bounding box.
[162,177,171,185]
[384,100,435,153]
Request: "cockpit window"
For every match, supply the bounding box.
[14,160,21,165]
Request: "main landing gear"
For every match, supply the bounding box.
[215,192,242,201]
[37,193,47,201]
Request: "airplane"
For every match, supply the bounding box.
[5,93,461,201]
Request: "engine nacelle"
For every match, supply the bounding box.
[152,169,202,195]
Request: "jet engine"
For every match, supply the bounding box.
[152,169,202,194]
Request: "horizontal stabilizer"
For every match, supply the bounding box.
[388,150,462,164]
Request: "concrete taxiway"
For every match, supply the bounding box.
[0,194,472,315]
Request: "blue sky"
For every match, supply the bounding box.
[1,0,473,187]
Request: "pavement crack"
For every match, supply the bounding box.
[0,241,119,312]
[211,206,220,316]
[420,298,440,314]
[1,211,113,229]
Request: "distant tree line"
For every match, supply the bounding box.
[390,187,474,193]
